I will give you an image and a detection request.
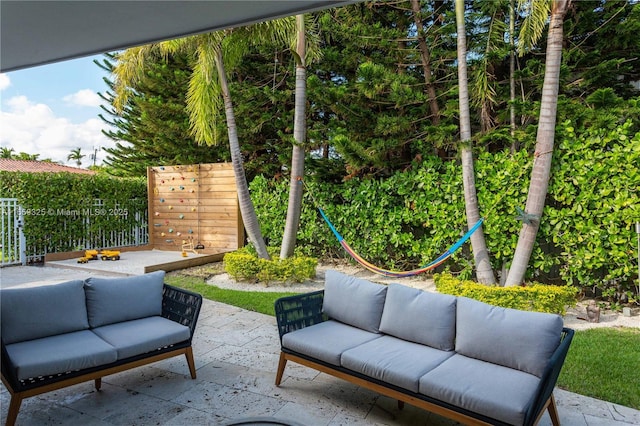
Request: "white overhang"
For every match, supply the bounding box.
[1,0,359,72]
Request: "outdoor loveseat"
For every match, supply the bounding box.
[1,271,202,426]
[275,270,574,426]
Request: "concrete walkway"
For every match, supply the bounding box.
[1,265,639,426]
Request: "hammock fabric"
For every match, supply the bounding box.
[318,207,484,278]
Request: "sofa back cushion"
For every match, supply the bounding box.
[455,297,564,377]
[84,271,165,328]
[322,270,387,333]
[1,280,89,344]
[379,284,457,350]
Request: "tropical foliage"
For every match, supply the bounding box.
[0,172,147,257]
[251,111,639,299]
[96,1,639,297]
[109,19,305,260]
[97,53,229,176]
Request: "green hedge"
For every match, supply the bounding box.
[434,273,577,315]
[0,171,147,257]
[250,120,640,295]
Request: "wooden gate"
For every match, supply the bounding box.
[148,163,243,254]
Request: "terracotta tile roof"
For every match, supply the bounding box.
[0,159,95,175]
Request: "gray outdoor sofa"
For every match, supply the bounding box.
[1,271,202,426]
[275,270,574,426]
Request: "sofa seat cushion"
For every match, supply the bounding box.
[282,320,382,366]
[91,316,191,360]
[419,354,540,426]
[84,271,166,328]
[455,297,564,377]
[379,284,457,350]
[341,335,454,393]
[5,330,117,381]
[322,270,388,333]
[1,280,89,344]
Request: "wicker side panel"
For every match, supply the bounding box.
[274,290,327,341]
[524,327,575,426]
[162,284,203,338]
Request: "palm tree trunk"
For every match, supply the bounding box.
[280,15,307,259]
[214,48,270,260]
[456,0,496,284]
[505,0,571,286]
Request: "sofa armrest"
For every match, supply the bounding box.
[524,327,575,425]
[275,290,327,343]
[1,338,19,389]
[161,284,202,340]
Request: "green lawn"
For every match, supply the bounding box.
[557,327,640,410]
[166,274,640,410]
[166,275,297,316]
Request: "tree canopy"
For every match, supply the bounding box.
[100,1,639,180]
[97,0,639,291]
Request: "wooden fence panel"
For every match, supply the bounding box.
[148,163,244,254]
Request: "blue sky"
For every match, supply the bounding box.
[0,54,117,166]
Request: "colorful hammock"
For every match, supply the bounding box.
[318,207,484,278]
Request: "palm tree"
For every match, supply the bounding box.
[455,0,496,284]
[15,152,39,161]
[1,147,15,158]
[505,0,572,286]
[67,147,85,166]
[279,15,322,258]
[113,20,297,260]
[280,15,308,259]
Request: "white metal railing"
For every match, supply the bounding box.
[0,198,148,266]
[0,198,25,266]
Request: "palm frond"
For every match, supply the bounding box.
[186,37,223,146]
[469,10,504,112]
[159,38,189,55]
[471,66,496,109]
[487,14,509,54]
[112,45,157,112]
[221,30,251,72]
[252,16,298,47]
[303,14,323,65]
[517,0,551,55]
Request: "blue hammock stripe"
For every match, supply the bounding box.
[449,217,484,254]
[319,208,344,242]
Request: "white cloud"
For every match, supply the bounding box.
[0,95,115,166]
[0,73,10,91]
[63,89,103,107]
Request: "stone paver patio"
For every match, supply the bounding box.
[1,265,639,425]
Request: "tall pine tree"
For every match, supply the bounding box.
[97,53,229,176]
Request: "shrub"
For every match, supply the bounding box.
[224,248,317,284]
[434,273,577,315]
[250,117,640,296]
[224,251,262,281]
[0,171,147,258]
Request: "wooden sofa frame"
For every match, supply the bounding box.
[274,290,574,426]
[1,284,202,426]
